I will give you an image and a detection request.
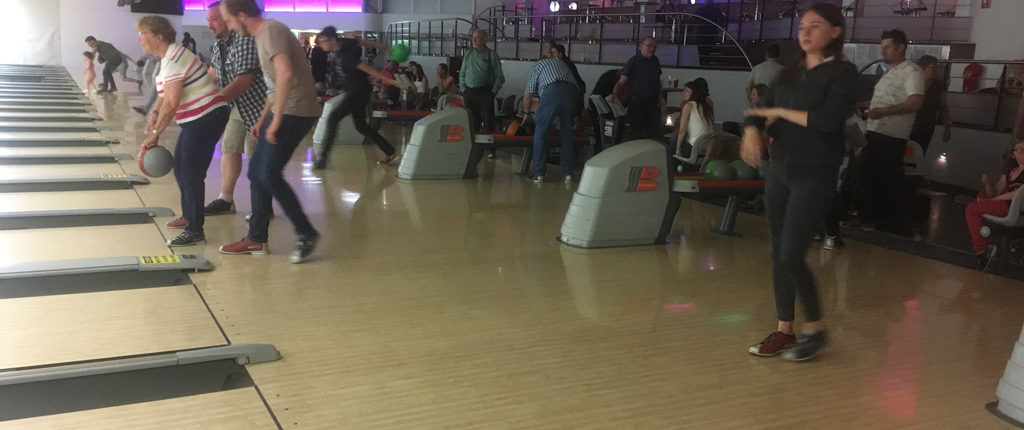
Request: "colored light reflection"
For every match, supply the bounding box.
[295,0,326,12]
[713,313,749,324]
[664,303,695,313]
[240,0,362,12]
[264,0,294,12]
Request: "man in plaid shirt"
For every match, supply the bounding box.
[203,0,268,215]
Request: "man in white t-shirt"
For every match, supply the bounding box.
[853,29,924,232]
[747,44,784,95]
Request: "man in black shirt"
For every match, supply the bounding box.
[612,36,663,140]
[313,28,408,169]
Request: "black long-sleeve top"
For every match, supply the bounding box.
[745,59,859,168]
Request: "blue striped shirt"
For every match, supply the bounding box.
[525,58,578,99]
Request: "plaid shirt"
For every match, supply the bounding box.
[525,58,578,99]
[210,32,267,128]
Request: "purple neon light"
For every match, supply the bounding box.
[263,0,294,12]
[183,0,361,12]
[327,0,362,12]
[294,0,327,12]
[183,0,207,11]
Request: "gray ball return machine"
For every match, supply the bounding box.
[558,139,765,248]
[396,107,591,180]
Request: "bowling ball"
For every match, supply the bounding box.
[139,145,173,178]
[705,159,737,181]
[391,43,409,62]
[731,159,758,180]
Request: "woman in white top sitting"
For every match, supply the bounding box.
[407,62,429,110]
[673,80,714,160]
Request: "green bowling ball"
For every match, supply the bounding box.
[391,43,409,62]
[705,159,737,181]
[731,159,758,180]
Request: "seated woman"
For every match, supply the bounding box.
[673,80,714,161]
[435,63,459,95]
[749,83,769,108]
[407,62,429,110]
[967,139,1024,270]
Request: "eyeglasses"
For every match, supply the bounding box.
[1012,148,1024,154]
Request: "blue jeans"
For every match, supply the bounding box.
[531,82,579,177]
[174,106,230,234]
[247,113,318,243]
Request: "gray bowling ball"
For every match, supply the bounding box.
[139,145,173,178]
[731,160,758,180]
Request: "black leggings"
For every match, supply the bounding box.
[320,91,395,158]
[765,164,837,322]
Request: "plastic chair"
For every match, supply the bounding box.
[903,140,927,177]
[981,186,1024,270]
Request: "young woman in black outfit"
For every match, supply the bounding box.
[314,31,408,170]
[741,3,859,362]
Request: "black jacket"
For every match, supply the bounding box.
[746,59,859,168]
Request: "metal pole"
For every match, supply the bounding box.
[758,0,766,40]
[929,0,938,42]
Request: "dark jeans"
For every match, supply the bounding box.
[463,85,495,133]
[174,106,230,234]
[628,95,662,140]
[247,113,318,243]
[100,54,121,91]
[860,131,907,229]
[765,164,837,322]
[532,82,579,177]
[320,91,395,160]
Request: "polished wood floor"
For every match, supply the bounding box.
[8,90,1024,428]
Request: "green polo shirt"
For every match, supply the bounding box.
[94,41,122,64]
[459,46,504,94]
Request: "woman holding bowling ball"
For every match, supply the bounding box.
[740,3,858,361]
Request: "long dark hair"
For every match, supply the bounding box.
[408,62,426,81]
[683,80,713,125]
[779,3,846,84]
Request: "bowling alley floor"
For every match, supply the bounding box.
[78,91,1024,428]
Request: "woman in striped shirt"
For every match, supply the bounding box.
[137,15,231,247]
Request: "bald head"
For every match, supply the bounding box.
[472,29,488,50]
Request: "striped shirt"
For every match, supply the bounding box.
[525,58,578,99]
[157,43,228,124]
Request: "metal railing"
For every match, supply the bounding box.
[383,18,477,58]
[858,59,1024,133]
[385,8,751,71]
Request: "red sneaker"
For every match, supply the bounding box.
[219,237,269,255]
[748,331,797,357]
[378,153,399,166]
[165,217,187,229]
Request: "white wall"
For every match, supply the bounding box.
[0,0,61,65]
[494,60,751,126]
[58,0,182,88]
[969,0,1024,61]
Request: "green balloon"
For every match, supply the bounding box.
[391,43,409,62]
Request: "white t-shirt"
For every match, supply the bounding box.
[749,58,784,88]
[867,60,925,140]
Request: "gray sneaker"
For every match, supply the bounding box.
[291,232,320,264]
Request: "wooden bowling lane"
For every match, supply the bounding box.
[0,285,227,370]
[0,163,125,180]
[1,388,276,429]
[0,146,114,156]
[0,189,143,213]
[0,224,170,265]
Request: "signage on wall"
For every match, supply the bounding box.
[982,0,991,9]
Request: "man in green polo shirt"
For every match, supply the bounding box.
[459,29,504,134]
[85,36,125,93]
